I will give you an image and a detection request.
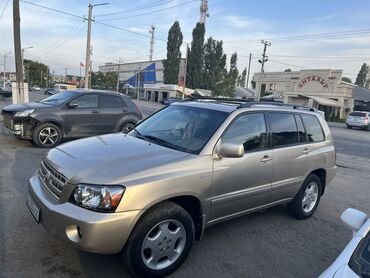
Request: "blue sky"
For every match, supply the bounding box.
[1,0,370,79]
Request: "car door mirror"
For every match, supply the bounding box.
[219,143,244,158]
[68,102,79,109]
[341,208,367,235]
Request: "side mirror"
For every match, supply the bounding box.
[69,102,79,109]
[218,143,244,158]
[341,208,367,235]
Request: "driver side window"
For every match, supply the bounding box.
[222,113,267,152]
[70,94,98,108]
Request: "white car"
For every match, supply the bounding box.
[320,208,370,278]
[32,86,41,91]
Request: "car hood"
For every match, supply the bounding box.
[2,102,53,113]
[45,133,191,185]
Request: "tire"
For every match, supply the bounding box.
[346,125,352,129]
[122,201,195,278]
[32,123,62,148]
[120,122,135,133]
[287,174,322,219]
[363,125,369,131]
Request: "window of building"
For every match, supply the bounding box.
[100,95,126,107]
[268,113,298,147]
[301,114,324,142]
[222,113,267,152]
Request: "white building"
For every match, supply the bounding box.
[143,84,211,102]
[253,69,355,118]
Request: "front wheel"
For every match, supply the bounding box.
[287,174,322,219]
[346,125,352,129]
[123,202,195,278]
[32,123,62,148]
[120,122,135,133]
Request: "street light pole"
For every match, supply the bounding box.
[116,58,122,92]
[3,52,11,88]
[84,2,109,90]
[182,43,189,100]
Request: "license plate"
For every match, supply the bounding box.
[27,193,40,223]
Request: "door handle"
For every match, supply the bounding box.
[261,155,272,163]
[92,110,99,114]
[303,148,311,155]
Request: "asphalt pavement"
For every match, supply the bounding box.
[0,91,370,278]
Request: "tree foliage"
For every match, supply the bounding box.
[355,63,368,87]
[187,22,205,89]
[163,21,183,84]
[341,76,352,83]
[237,68,247,87]
[24,59,49,87]
[91,71,118,90]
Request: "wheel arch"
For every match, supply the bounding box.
[310,168,327,195]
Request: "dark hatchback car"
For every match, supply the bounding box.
[2,90,142,148]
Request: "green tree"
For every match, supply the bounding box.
[24,59,49,87]
[355,63,368,87]
[163,21,183,84]
[203,37,227,96]
[341,76,352,83]
[284,68,292,72]
[237,68,246,87]
[91,71,118,90]
[227,52,239,88]
[187,22,205,89]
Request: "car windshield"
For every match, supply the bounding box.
[40,91,76,105]
[130,105,229,154]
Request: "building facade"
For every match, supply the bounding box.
[253,69,355,118]
[99,59,186,89]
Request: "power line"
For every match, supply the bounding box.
[19,0,84,19]
[0,0,10,21]
[98,0,198,22]
[96,0,175,17]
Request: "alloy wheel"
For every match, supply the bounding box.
[302,182,319,213]
[38,127,59,147]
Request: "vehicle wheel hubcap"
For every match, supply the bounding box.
[122,124,134,133]
[302,182,319,213]
[141,219,186,270]
[38,127,59,146]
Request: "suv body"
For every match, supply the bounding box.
[27,99,336,277]
[346,111,370,130]
[2,89,142,147]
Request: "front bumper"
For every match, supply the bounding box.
[2,114,34,139]
[27,175,142,254]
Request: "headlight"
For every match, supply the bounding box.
[15,109,34,117]
[71,184,125,212]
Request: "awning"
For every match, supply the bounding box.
[304,95,344,107]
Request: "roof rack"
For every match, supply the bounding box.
[185,97,318,113]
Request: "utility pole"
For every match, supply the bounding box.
[199,0,209,24]
[3,52,11,89]
[84,3,109,90]
[257,40,271,102]
[245,53,252,89]
[13,0,24,103]
[116,58,122,92]
[149,25,155,61]
[182,44,189,99]
[64,68,68,83]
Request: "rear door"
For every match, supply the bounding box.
[267,112,313,203]
[99,94,128,133]
[63,93,100,136]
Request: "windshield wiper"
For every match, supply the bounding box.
[143,135,183,151]
[133,128,146,140]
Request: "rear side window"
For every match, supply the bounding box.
[301,114,324,142]
[100,95,126,107]
[268,113,298,147]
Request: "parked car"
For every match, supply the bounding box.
[346,111,370,130]
[44,88,58,95]
[27,99,336,277]
[32,86,41,91]
[320,208,370,278]
[163,97,180,106]
[0,87,12,98]
[2,90,142,148]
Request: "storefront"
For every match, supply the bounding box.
[253,69,354,119]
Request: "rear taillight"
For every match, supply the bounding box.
[365,115,369,124]
[136,105,142,115]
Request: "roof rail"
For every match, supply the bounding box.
[185,96,255,103]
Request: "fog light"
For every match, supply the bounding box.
[66,225,82,243]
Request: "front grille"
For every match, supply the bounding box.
[38,159,67,200]
[3,113,13,129]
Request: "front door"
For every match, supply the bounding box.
[63,94,100,137]
[210,112,273,222]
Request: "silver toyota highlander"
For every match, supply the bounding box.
[27,99,336,277]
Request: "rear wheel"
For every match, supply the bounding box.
[120,122,135,133]
[287,174,322,219]
[32,123,62,148]
[346,125,352,129]
[122,202,194,278]
[363,125,369,131]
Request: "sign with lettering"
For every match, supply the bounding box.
[298,75,329,89]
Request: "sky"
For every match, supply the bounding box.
[1,0,370,80]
